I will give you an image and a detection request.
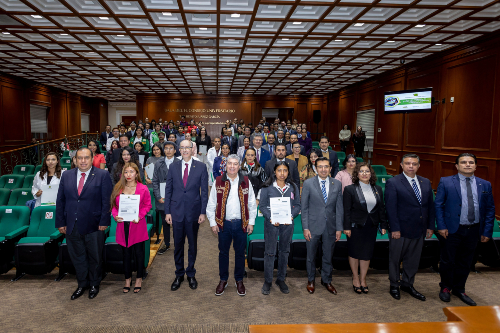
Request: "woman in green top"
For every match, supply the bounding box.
[190,128,197,142]
[130,127,150,152]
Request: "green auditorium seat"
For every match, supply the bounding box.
[376,174,393,192]
[477,220,500,267]
[148,188,158,240]
[8,188,33,206]
[247,211,268,271]
[0,174,25,190]
[336,151,346,165]
[289,215,307,269]
[61,157,72,165]
[371,165,387,176]
[104,216,153,278]
[62,150,71,157]
[80,145,87,148]
[13,206,62,281]
[356,157,364,163]
[0,206,30,274]
[0,189,11,206]
[34,164,42,175]
[22,175,35,189]
[60,163,71,171]
[13,165,35,176]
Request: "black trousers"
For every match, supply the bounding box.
[389,236,423,288]
[66,222,105,288]
[438,224,480,293]
[122,222,146,279]
[340,141,349,153]
[354,146,364,158]
[173,217,199,277]
[158,210,171,247]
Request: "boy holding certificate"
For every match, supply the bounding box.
[111,162,152,293]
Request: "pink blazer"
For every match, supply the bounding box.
[112,182,152,248]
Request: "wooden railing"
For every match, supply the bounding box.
[0,132,99,176]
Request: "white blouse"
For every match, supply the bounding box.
[360,182,376,213]
[32,170,64,208]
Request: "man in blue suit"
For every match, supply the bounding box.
[435,153,495,306]
[385,153,435,301]
[165,139,209,291]
[244,135,270,166]
[56,148,112,300]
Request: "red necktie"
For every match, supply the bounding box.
[183,163,188,187]
[78,173,86,196]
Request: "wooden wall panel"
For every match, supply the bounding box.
[442,55,497,151]
[67,98,81,136]
[372,152,399,174]
[358,89,376,110]
[375,80,404,148]
[1,85,27,144]
[48,93,68,139]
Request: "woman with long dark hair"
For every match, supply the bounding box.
[260,161,301,295]
[88,140,106,169]
[134,142,149,167]
[130,127,150,153]
[111,146,145,186]
[110,162,152,293]
[343,163,387,294]
[195,127,211,163]
[32,152,64,208]
[240,147,267,203]
[299,148,323,193]
[144,142,164,185]
[106,140,119,171]
[213,143,231,179]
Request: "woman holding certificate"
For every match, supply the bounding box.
[32,152,64,208]
[259,162,301,295]
[111,162,152,293]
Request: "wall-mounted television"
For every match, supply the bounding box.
[384,88,432,114]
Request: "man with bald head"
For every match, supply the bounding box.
[164,139,208,291]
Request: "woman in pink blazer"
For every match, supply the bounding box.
[111,162,152,293]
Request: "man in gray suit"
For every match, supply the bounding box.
[301,157,344,294]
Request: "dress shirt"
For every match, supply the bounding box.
[458,173,480,225]
[255,147,262,161]
[276,158,286,163]
[77,168,92,190]
[165,156,175,169]
[180,157,193,177]
[403,172,421,196]
[321,149,329,159]
[318,176,330,196]
[206,175,257,227]
[106,137,119,151]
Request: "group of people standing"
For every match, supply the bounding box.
[32,117,494,307]
[339,125,367,157]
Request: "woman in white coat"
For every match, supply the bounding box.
[32,152,64,208]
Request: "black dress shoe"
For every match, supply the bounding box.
[157,245,170,255]
[171,276,184,291]
[71,287,87,300]
[390,286,400,300]
[187,276,198,290]
[88,286,99,299]
[439,288,451,302]
[401,285,426,301]
[453,292,477,306]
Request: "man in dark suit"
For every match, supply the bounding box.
[238,127,252,148]
[262,133,276,157]
[286,134,305,156]
[164,139,208,291]
[56,148,112,300]
[143,123,152,139]
[111,135,139,168]
[99,125,112,151]
[435,153,495,306]
[125,122,136,139]
[244,135,270,167]
[318,136,339,177]
[223,128,238,154]
[385,153,435,301]
[265,143,300,186]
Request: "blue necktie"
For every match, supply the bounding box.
[411,179,421,204]
[321,180,327,204]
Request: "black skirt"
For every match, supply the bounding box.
[347,218,378,260]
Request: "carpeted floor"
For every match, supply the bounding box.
[1,221,499,332]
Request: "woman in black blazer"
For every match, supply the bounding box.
[343,162,387,294]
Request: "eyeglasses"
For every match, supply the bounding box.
[179,147,192,150]
[358,170,371,174]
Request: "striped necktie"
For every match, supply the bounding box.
[411,179,421,204]
[321,180,327,204]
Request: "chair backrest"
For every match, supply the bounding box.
[34,164,43,174]
[60,163,71,171]
[109,216,118,237]
[63,150,71,157]
[371,165,387,175]
[0,188,11,206]
[376,174,393,188]
[28,206,58,237]
[293,214,303,235]
[356,157,364,163]
[13,165,35,176]
[61,157,72,165]
[336,151,346,163]
[8,188,33,206]
[0,206,30,237]
[22,175,35,189]
[0,174,25,190]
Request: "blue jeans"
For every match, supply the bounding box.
[264,221,293,284]
[218,219,247,281]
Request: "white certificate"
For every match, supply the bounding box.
[144,163,155,179]
[198,145,207,155]
[270,197,292,224]
[119,194,140,222]
[41,184,59,206]
[138,154,145,166]
[160,182,166,199]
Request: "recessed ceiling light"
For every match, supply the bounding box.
[162,12,172,16]
[387,40,395,43]
[174,38,181,40]
[282,38,289,41]
[354,23,364,27]
[117,35,124,37]
[335,39,342,42]
[199,27,207,30]
[60,33,68,36]
[416,24,426,28]
[31,15,42,19]
[2,32,10,35]
[231,13,240,18]
[292,22,302,25]
[436,43,442,45]
[99,17,109,20]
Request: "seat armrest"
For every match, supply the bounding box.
[50,230,64,240]
[5,226,29,240]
